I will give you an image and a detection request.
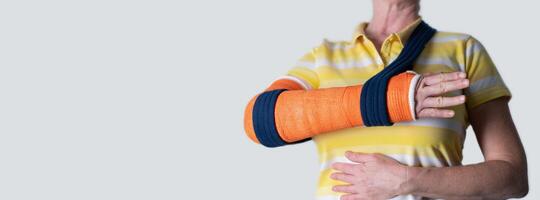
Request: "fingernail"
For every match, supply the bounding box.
[459,72,466,78]
[462,79,469,86]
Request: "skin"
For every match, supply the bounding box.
[415,72,468,118]
[365,0,420,51]
[329,0,529,199]
[331,98,528,199]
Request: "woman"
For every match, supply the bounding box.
[244,0,528,199]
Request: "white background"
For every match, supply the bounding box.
[0,0,538,199]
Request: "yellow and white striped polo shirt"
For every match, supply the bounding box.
[284,18,511,200]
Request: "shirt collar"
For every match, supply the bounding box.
[351,17,423,45]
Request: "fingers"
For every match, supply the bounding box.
[332,163,356,174]
[333,185,356,194]
[415,72,469,119]
[422,95,466,108]
[330,172,355,183]
[422,72,466,86]
[345,151,375,163]
[421,79,469,97]
[417,108,455,118]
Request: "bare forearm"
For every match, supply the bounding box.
[402,160,528,199]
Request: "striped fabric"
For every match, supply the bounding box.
[283,18,511,200]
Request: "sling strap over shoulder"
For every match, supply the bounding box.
[360,21,437,126]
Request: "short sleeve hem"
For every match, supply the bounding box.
[466,87,511,109]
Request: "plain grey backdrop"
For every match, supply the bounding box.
[0,0,538,199]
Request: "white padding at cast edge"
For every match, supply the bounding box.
[406,71,421,121]
[273,75,312,90]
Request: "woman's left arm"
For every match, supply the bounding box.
[403,97,528,199]
[331,97,528,199]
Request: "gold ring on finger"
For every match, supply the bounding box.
[440,82,446,93]
[439,72,445,82]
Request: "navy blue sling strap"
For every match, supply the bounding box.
[252,89,288,147]
[252,89,312,147]
[360,21,437,126]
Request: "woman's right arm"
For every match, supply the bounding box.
[244,71,469,147]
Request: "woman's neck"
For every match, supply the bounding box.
[365,0,420,49]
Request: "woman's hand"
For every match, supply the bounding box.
[415,72,469,118]
[330,151,409,200]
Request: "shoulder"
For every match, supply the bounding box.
[429,31,490,63]
[430,31,477,44]
[430,31,488,51]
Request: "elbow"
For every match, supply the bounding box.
[510,162,529,198]
[502,161,529,199]
[516,187,529,199]
[483,160,528,199]
[512,176,529,198]
[244,95,260,144]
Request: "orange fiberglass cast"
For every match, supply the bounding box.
[244,71,420,147]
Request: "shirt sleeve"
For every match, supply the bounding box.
[284,48,320,90]
[463,36,512,109]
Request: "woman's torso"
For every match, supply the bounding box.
[310,31,474,200]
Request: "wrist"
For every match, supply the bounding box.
[387,71,420,123]
[407,72,421,120]
[397,166,422,196]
